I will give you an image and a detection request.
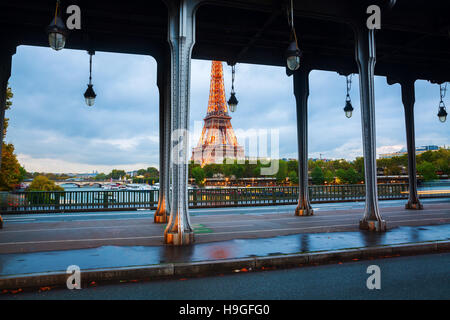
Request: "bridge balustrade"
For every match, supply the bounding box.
[1,183,447,214]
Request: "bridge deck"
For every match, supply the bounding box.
[0,199,449,255]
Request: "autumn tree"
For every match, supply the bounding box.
[28,175,64,191]
[0,86,25,190]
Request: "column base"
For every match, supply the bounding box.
[359,219,387,232]
[154,208,169,223]
[405,200,423,210]
[164,231,194,246]
[295,206,314,216]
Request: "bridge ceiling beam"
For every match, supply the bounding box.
[0,0,448,82]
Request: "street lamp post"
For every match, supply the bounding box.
[437,83,447,123]
[285,0,301,71]
[228,64,238,112]
[47,0,68,51]
[343,75,354,118]
[84,50,96,106]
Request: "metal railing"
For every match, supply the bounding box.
[189,184,410,208]
[0,190,159,213]
[0,183,447,214]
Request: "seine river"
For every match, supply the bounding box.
[60,180,450,191]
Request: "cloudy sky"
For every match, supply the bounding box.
[6,45,449,173]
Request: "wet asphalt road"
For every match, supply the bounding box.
[2,252,449,300]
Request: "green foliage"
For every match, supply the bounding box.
[417,161,437,181]
[28,175,64,191]
[417,149,450,175]
[287,160,298,175]
[275,160,288,182]
[353,157,364,176]
[94,173,107,181]
[336,168,360,184]
[288,170,298,185]
[311,166,324,185]
[191,166,206,186]
[324,169,335,184]
[107,169,127,180]
[135,167,159,178]
[179,149,449,186]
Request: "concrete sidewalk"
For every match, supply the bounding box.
[0,201,449,290]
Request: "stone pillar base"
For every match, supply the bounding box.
[164,231,194,246]
[295,206,314,216]
[359,219,386,232]
[405,200,423,210]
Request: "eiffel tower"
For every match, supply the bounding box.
[192,61,244,166]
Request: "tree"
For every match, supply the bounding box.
[275,160,288,182]
[94,173,107,181]
[345,168,360,184]
[311,166,324,185]
[288,170,298,185]
[0,86,24,191]
[287,160,298,175]
[28,175,64,191]
[324,169,335,184]
[353,157,364,176]
[231,163,245,179]
[146,167,159,177]
[0,144,23,190]
[107,169,127,180]
[191,166,206,186]
[417,161,437,181]
[137,169,147,176]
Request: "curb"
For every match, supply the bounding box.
[1,240,449,290]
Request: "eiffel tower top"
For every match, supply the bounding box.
[206,61,229,118]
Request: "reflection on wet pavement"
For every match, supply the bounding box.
[0,224,449,276]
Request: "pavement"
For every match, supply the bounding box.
[3,252,449,299]
[0,198,449,291]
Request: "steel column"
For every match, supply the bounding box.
[164,0,200,245]
[293,69,313,216]
[354,26,386,231]
[400,79,423,210]
[0,48,13,229]
[154,50,172,223]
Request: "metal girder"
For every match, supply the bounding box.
[386,77,424,210]
[164,0,202,245]
[154,47,172,223]
[293,68,313,217]
[354,25,386,232]
[0,46,14,230]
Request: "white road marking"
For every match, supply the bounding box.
[0,235,164,246]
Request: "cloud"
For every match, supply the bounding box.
[6,47,449,173]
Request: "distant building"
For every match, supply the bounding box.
[126,170,138,177]
[75,173,97,179]
[308,158,333,162]
[379,145,440,159]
